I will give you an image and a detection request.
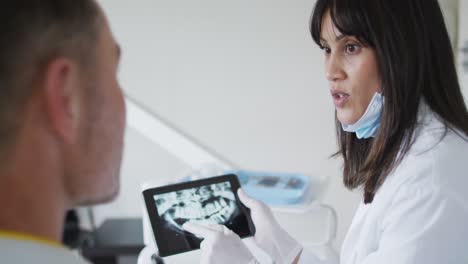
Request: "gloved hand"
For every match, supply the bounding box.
[183,222,259,264]
[238,188,303,264]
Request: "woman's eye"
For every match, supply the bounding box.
[345,44,361,54]
[321,45,331,55]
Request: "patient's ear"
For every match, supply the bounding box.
[41,58,81,144]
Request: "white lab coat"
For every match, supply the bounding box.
[0,237,90,264]
[301,105,468,264]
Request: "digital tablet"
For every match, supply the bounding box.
[142,174,255,257]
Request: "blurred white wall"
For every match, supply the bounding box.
[439,0,468,97]
[89,0,468,252]
[439,0,459,51]
[458,0,468,95]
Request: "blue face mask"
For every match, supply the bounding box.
[341,92,384,139]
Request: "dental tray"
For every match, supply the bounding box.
[224,170,311,206]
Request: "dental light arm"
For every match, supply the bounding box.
[125,96,236,171]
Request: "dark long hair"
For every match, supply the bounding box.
[310,0,468,203]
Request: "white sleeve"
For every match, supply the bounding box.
[360,186,468,264]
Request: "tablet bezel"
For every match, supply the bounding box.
[142,174,255,257]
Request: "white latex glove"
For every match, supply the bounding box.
[183,222,259,264]
[238,188,303,264]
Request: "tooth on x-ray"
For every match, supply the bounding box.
[154,182,239,234]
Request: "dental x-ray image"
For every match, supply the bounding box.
[154,181,238,235]
[144,175,254,257]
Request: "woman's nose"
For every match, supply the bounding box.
[326,54,346,82]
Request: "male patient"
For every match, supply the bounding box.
[0,0,126,262]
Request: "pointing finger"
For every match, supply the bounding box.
[182,222,217,239]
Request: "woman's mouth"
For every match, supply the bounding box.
[331,92,350,108]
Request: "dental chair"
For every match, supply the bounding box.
[137,181,339,264]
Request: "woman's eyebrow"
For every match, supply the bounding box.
[320,34,346,44]
[319,38,328,45]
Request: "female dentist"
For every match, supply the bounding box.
[183,0,468,263]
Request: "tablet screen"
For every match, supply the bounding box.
[143,174,255,257]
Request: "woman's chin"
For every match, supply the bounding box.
[337,109,360,125]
